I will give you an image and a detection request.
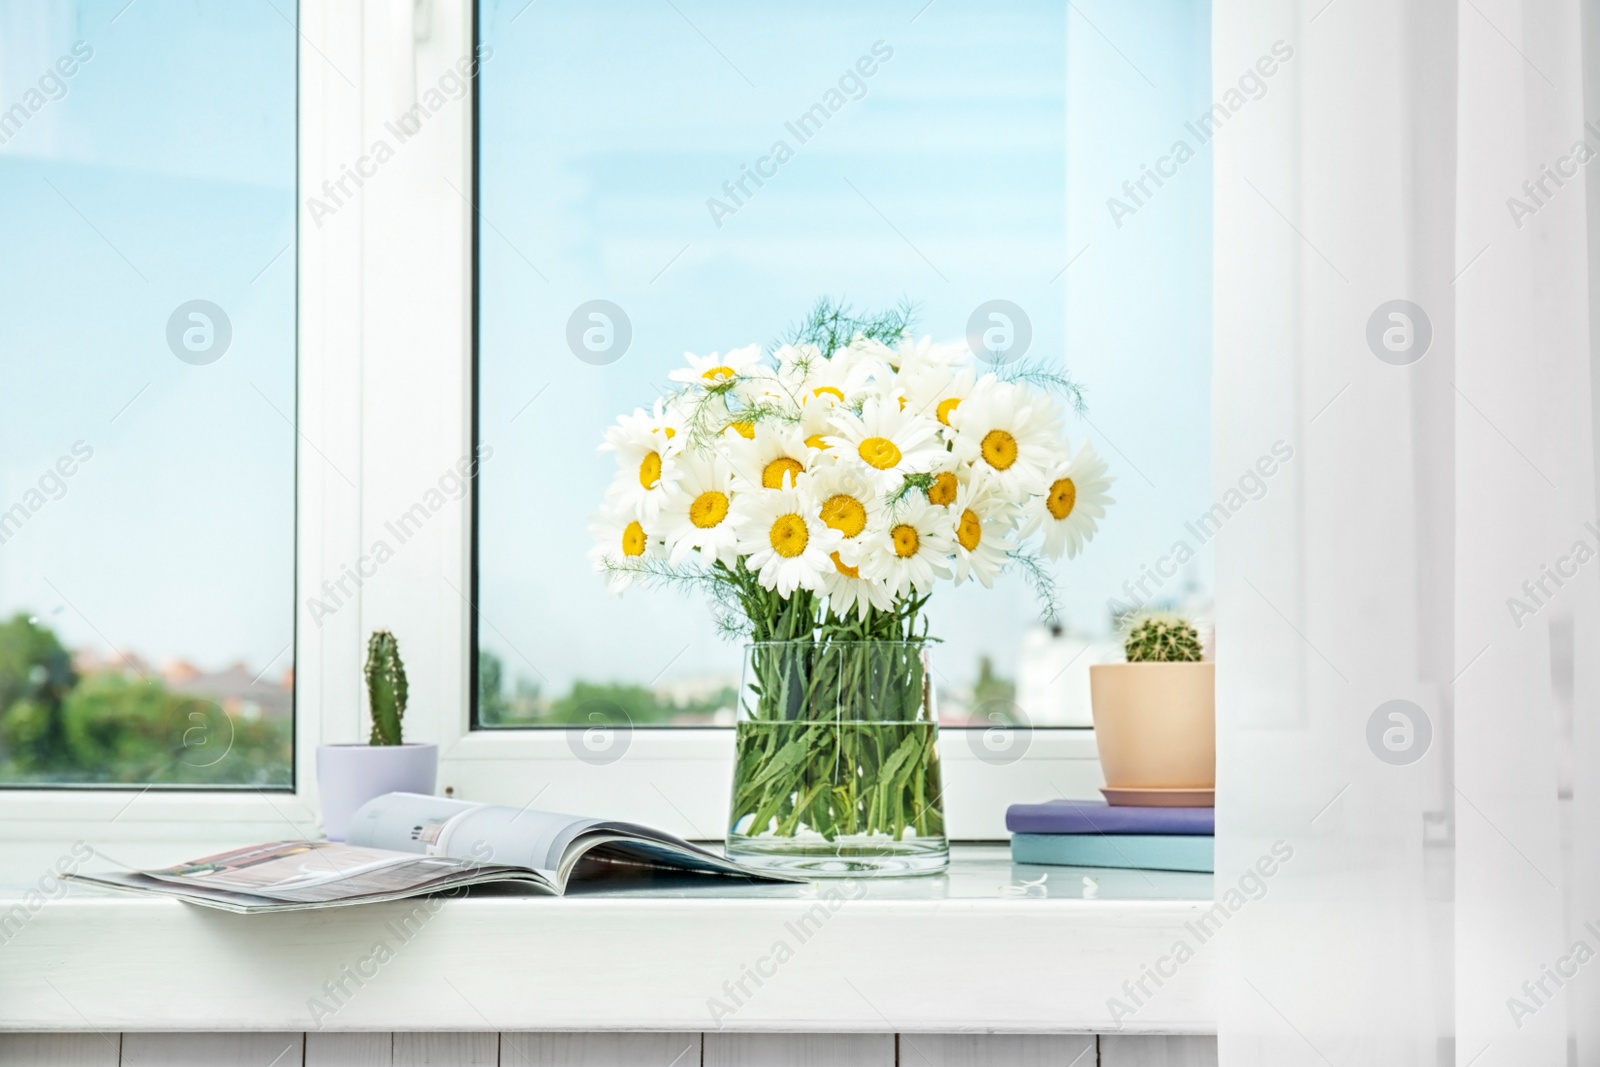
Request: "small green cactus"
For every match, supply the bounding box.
[1124,614,1203,664]
[365,630,408,745]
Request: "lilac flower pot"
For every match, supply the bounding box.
[316,743,438,841]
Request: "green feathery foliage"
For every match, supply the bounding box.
[884,472,936,516]
[1006,550,1061,627]
[781,296,915,359]
[994,359,1087,414]
[1123,614,1203,663]
[365,630,409,745]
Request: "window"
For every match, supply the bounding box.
[473,0,1212,733]
[2,0,1208,838]
[0,2,297,787]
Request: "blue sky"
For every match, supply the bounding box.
[476,0,1212,695]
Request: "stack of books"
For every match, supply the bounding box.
[1006,799,1214,873]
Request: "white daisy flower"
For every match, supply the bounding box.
[716,403,758,443]
[1021,440,1114,560]
[778,341,890,409]
[724,422,811,493]
[920,453,966,509]
[658,450,740,567]
[858,497,955,597]
[848,335,906,371]
[726,360,794,409]
[645,394,688,451]
[797,398,841,456]
[805,462,882,565]
[668,343,765,387]
[823,397,944,495]
[949,474,1017,587]
[902,363,978,434]
[946,378,1061,497]
[587,504,659,594]
[820,552,896,620]
[600,407,683,519]
[891,334,969,379]
[733,487,841,597]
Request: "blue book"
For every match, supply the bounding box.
[1006,799,1213,836]
[1011,833,1214,873]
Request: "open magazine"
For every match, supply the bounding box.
[69,792,796,913]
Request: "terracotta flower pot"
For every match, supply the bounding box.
[1089,663,1215,790]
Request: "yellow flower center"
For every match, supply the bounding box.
[690,490,729,529]
[769,514,809,558]
[936,397,962,426]
[830,551,859,578]
[858,436,902,470]
[898,396,907,410]
[891,524,920,558]
[981,429,1018,470]
[1047,476,1077,520]
[622,521,647,557]
[664,427,676,439]
[702,365,736,381]
[820,494,867,538]
[812,385,844,402]
[761,457,805,489]
[730,421,755,440]
[957,508,982,551]
[926,471,958,506]
[638,451,662,489]
[804,433,831,451]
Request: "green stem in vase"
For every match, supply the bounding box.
[730,592,945,844]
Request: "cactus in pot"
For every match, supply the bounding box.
[365,630,408,745]
[1088,613,1214,801]
[316,629,436,840]
[1123,614,1203,664]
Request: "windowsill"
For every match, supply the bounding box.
[2,843,1213,1034]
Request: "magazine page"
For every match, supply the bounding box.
[131,840,493,904]
[346,792,603,878]
[349,793,802,888]
[71,866,555,914]
[560,823,785,884]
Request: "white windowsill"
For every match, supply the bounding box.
[2,844,1213,1035]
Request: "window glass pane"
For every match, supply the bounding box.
[0,2,297,784]
[475,0,1210,728]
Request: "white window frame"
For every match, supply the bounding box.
[5,0,1104,844]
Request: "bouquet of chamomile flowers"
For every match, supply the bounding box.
[590,301,1113,860]
[588,301,1113,641]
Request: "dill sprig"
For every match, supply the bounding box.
[994,359,1087,414]
[885,472,936,516]
[1006,549,1061,626]
[780,296,916,359]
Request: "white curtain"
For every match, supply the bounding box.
[1214,0,1600,1061]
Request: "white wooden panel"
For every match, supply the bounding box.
[392,1032,498,1066]
[306,1032,393,1066]
[702,1033,894,1067]
[902,1034,1098,1067]
[502,1032,699,1066]
[0,1032,119,1067]
[1099,1035,1217,1067]
[119,1032,303,1067]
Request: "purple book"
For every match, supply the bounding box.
[1005,799,1214,836]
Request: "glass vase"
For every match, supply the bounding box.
[726,640,948,877]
